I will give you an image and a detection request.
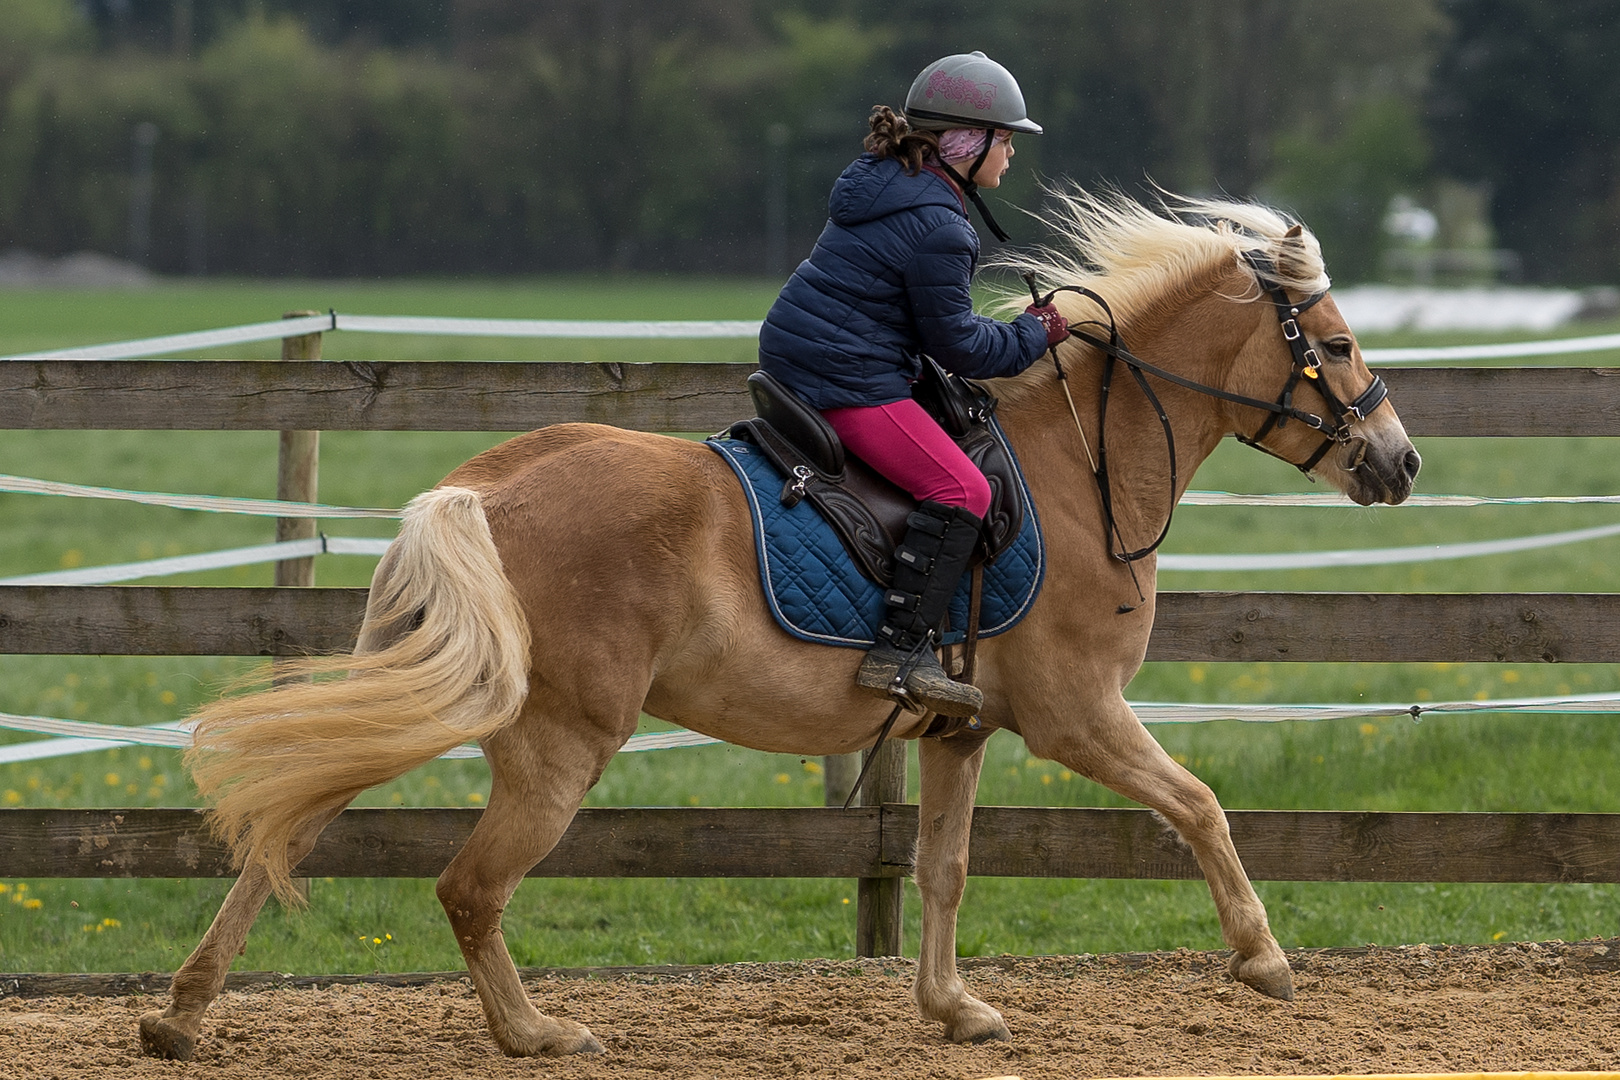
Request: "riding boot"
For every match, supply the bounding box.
[855,500,985,716]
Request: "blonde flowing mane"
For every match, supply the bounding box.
[988,186,1330,399]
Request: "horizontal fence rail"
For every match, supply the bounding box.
[6,806,1619,884]
[3,586,1617,663]
[1,362,1619,435]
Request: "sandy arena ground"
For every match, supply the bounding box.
[5,940,1619,1079]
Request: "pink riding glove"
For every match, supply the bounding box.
[1025,302,1069,347]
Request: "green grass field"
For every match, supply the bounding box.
[2,276,1619,974]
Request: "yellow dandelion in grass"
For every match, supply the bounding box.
[159,690,176,705]
[1040,774,1053,786]
[466,792,484,805]
[373,937,382,945]
[1501,670,1521,684]
[687,795,701,806]
[841,898,850,905]
[773,773,791,784]
[1493,931,1507,941]
[3,790,21,806]
[138,756,152,771]
[1359,723,1379,736]
[1059,770,1072,782]
[59,549,84,569]
[22,899,41,910]
[104,773,120,787]
[802,760,824,775]
[0,883,11,894]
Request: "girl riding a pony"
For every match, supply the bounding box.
[758,51,1067,718]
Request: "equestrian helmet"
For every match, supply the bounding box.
[903,51,1042,135]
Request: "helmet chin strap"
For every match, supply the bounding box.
[938,131,1010,242]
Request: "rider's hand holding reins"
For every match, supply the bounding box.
[1025,301,1069,346]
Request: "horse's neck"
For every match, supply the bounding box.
[1001,285,1258,553]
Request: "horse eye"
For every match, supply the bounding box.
[1323,337,1354,359]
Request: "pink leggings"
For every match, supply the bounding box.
[823,399,992,519]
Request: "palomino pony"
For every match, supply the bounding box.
[139,190,1419,1060]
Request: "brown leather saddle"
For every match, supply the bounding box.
[722,359,1028,587]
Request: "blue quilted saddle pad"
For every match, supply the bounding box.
[706,424,1045,649]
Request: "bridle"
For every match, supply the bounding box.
[1232,252,1388,474]
[1027,252,1389,577]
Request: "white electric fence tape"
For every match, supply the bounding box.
[1158,520,1620,572]
[2,312,1620,363]
[0,473,400,518]
[0,536,394,586]
[0,711,718,766]
[9,693,1620,766]
[6,516,1619,586]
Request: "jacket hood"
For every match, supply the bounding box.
[828,154,965,227]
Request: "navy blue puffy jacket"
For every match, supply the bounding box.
[758,154,1048,411]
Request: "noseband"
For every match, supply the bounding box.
[1031,252,1388,570]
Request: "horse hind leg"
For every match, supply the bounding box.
[437,698,633,1057]
[137,798,348,1059]
[140,551,420,1060]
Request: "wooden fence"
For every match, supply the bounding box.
[2,349,1619,959]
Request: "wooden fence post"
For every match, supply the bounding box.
[276,312,322,904]
[275,312,322,594]
[854,738,906,958]
[822,754,859,808]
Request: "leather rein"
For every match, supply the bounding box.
[1029,252,1389,568]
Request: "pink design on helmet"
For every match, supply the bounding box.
[925,71,997,113]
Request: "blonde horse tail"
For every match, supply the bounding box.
[186,486,531,904]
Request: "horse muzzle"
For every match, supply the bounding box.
[1340,436,1420,506]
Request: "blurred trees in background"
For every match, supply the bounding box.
[0,0,1613,282]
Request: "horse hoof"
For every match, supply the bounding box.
[138,1011,198,1060]
[943,1007,1012,1044]
[1228,950,1295,1001]
[496,1022,605,1058]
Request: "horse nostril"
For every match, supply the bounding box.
[1402,449,1422,481]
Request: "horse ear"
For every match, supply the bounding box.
[1284,224,1303,239]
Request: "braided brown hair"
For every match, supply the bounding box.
[863,105,940,176]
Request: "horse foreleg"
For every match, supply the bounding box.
[1029,700,1294,1001]
[436,718,617,1057]
[138,798,349,1059]
[911,732,1011,1043]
